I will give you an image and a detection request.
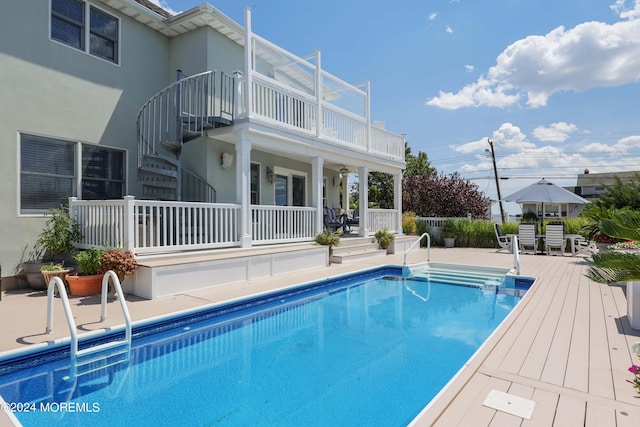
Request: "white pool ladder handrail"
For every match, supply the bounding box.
[512,235,520,275]
[45,270,132,378]
[403,232,431,265]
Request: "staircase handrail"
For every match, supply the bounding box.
[136,70,234,167]
[403,232,431,265]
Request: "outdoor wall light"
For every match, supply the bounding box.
[266,166,274,184]
[220,152,234,169]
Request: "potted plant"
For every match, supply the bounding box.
[37,205,82,266]
[441,220,456,248]
[99,248,138,284]
[375,229,395,252]
[315,229,340,248]
[22,243,48,290]
[66,248,104,296]
[40,263,72,290]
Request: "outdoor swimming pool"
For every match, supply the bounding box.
[0,265,533,426]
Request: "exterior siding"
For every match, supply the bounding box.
[0,0,171,276]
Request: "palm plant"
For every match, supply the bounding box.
[586,210,640,283]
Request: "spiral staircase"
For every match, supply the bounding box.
[136,70,235,202]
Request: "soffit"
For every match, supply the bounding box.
[101,1,245,44]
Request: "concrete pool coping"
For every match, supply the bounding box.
[1,247,640,425]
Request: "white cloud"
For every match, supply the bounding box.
[611,0,640,20]
[465,65,474,73]
[429,12,438,21]
[492,123,537,151]
[427,0,640,109]
[445,25,453,33]
[532,122,578,142]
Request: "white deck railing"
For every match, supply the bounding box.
[251,205,316,245]
[70,197,332,254]
[369,209,400,233]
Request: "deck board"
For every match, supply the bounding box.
[411,249,640,426]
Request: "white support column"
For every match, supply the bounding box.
[315,49,322,138]
[244,7,253,119]
[236,134,252,248]
[341,172,349,211]
[365,80,371,152]
[358,166,369,237]
[394,172,402,234]
[311,157,324,234]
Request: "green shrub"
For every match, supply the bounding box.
[402,211,417,234]
[315,229,340,247]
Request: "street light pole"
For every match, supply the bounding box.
[487,138,507,224]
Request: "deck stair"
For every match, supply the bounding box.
[330,236,387,264]
[136,70,235,202]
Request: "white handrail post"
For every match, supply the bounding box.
[512,235,520,275]
[403,232,430,265]
[123,195,135,252]
[100,270,133,345]
[45,277,78,358]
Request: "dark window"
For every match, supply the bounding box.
[20,134,125,213]
[89,7,118,62]
[250,163,260,205]
[51,0,119,64]
[51,0,85,50]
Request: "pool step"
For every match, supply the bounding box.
[411,269,506,287]
[68,340,130,379]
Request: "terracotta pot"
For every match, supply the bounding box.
[66,274,103,296]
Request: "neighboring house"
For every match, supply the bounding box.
[572,170,639,199]
[0,0,405,286]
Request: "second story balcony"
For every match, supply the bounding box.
[237,25,404,162]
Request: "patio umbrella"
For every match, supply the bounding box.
[503,179,589,231]
[503,178,589,205]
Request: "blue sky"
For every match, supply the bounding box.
[156,0,640,215]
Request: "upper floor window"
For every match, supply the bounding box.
[51,0,119,64]
[20,134,126,214]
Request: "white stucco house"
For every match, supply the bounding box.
[0,0,405,291]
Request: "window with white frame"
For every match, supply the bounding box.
[51,0,119,64]
[20,134,125,214]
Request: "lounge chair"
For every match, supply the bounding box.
[544,222,566,255]
[323,207,343,231]
[342,207,359,233]
[493,223,512,253]
[518,223,538,254]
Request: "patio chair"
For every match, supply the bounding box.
[342,206,359,233]
[544,222,566,256]
[323,207,343,231]
[518,223,538,254]
[493,223,512,253]
[573,238,598,256]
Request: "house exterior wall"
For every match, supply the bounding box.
[0,0,171,281]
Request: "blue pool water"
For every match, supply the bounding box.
[0,266,531,426]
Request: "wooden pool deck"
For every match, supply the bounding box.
[1,247,640,426]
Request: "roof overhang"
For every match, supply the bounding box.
[100,0,245,43]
